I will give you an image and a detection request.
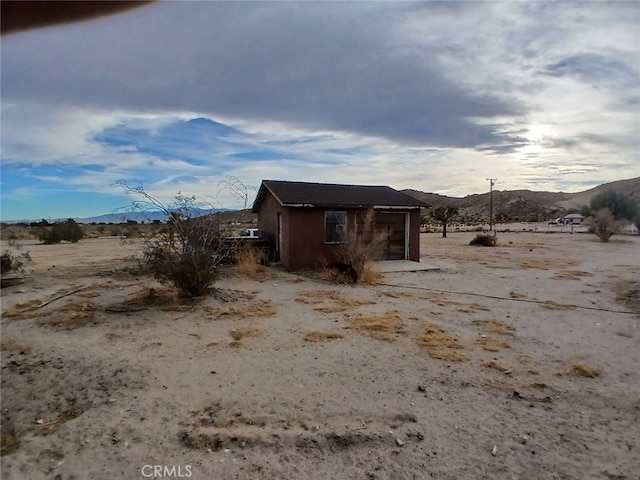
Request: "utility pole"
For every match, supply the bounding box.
[486,178,497,234]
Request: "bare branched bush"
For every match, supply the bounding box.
[336,208,387,282]
[591,208,622,242]
[118,182,237,297]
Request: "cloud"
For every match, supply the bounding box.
[1,1,527,150]
[542,53,640,89]
[1,1,639,220]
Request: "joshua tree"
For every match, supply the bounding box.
[430,206,459,238]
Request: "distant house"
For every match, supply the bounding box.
[562,213,585,225]
[251,180,427,270]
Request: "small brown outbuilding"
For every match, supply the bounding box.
[251,179,427,271]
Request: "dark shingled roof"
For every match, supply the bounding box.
[252,180,427,212]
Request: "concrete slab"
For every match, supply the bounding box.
[374,260,441,273]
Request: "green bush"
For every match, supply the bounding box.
[1,251,31,275]
[469,233,497,247]
[39,219,84,244]
[590,189,638,221]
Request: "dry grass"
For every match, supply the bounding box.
[457,302,491,313]
[471,318,516,336]
[564,362,601,378]
[34,408,84,436]
[0,429,20,456]
[347,310,403,342]
[476,336,511,352]
[358,267,384,285]
[0,339,34,354]
[106,287,180,313]
[421,292,455,307]
[615,280,640,316]
[484,360,512,374]
[519,258,579,270]
[416,322,468,361]
[205,300,276,318]
[40,301,99,329]
[552,270,594,280]
[380,290,415,299]
[296,290,375,313]
[517,259,553,270]
[235,246,273,281]
[230,327,261,342]
[525,382,550,389]
[541,300,576,311]
[303,331,345,342]
[2,298,42,319]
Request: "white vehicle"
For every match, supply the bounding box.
[238,228,260,238]
[227,228,261,240]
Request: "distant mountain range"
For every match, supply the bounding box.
[403,176,640,223]
[4,177,638,225]
[2,208,219,225]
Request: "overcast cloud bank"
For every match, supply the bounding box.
[1,1,639,220]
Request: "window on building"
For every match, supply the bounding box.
[325,211,346,243]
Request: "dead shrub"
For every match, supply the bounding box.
[591,208,623,242]
[469,233,497,247]
[118,182,237,298]
[235,245,273,281]
[336,208,388,283]
[347,310,403,341]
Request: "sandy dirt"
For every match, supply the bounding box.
[1,231,639,480]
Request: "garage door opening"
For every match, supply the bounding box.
[374,212,407,260]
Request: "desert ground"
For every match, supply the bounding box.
[1,228,639,480]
